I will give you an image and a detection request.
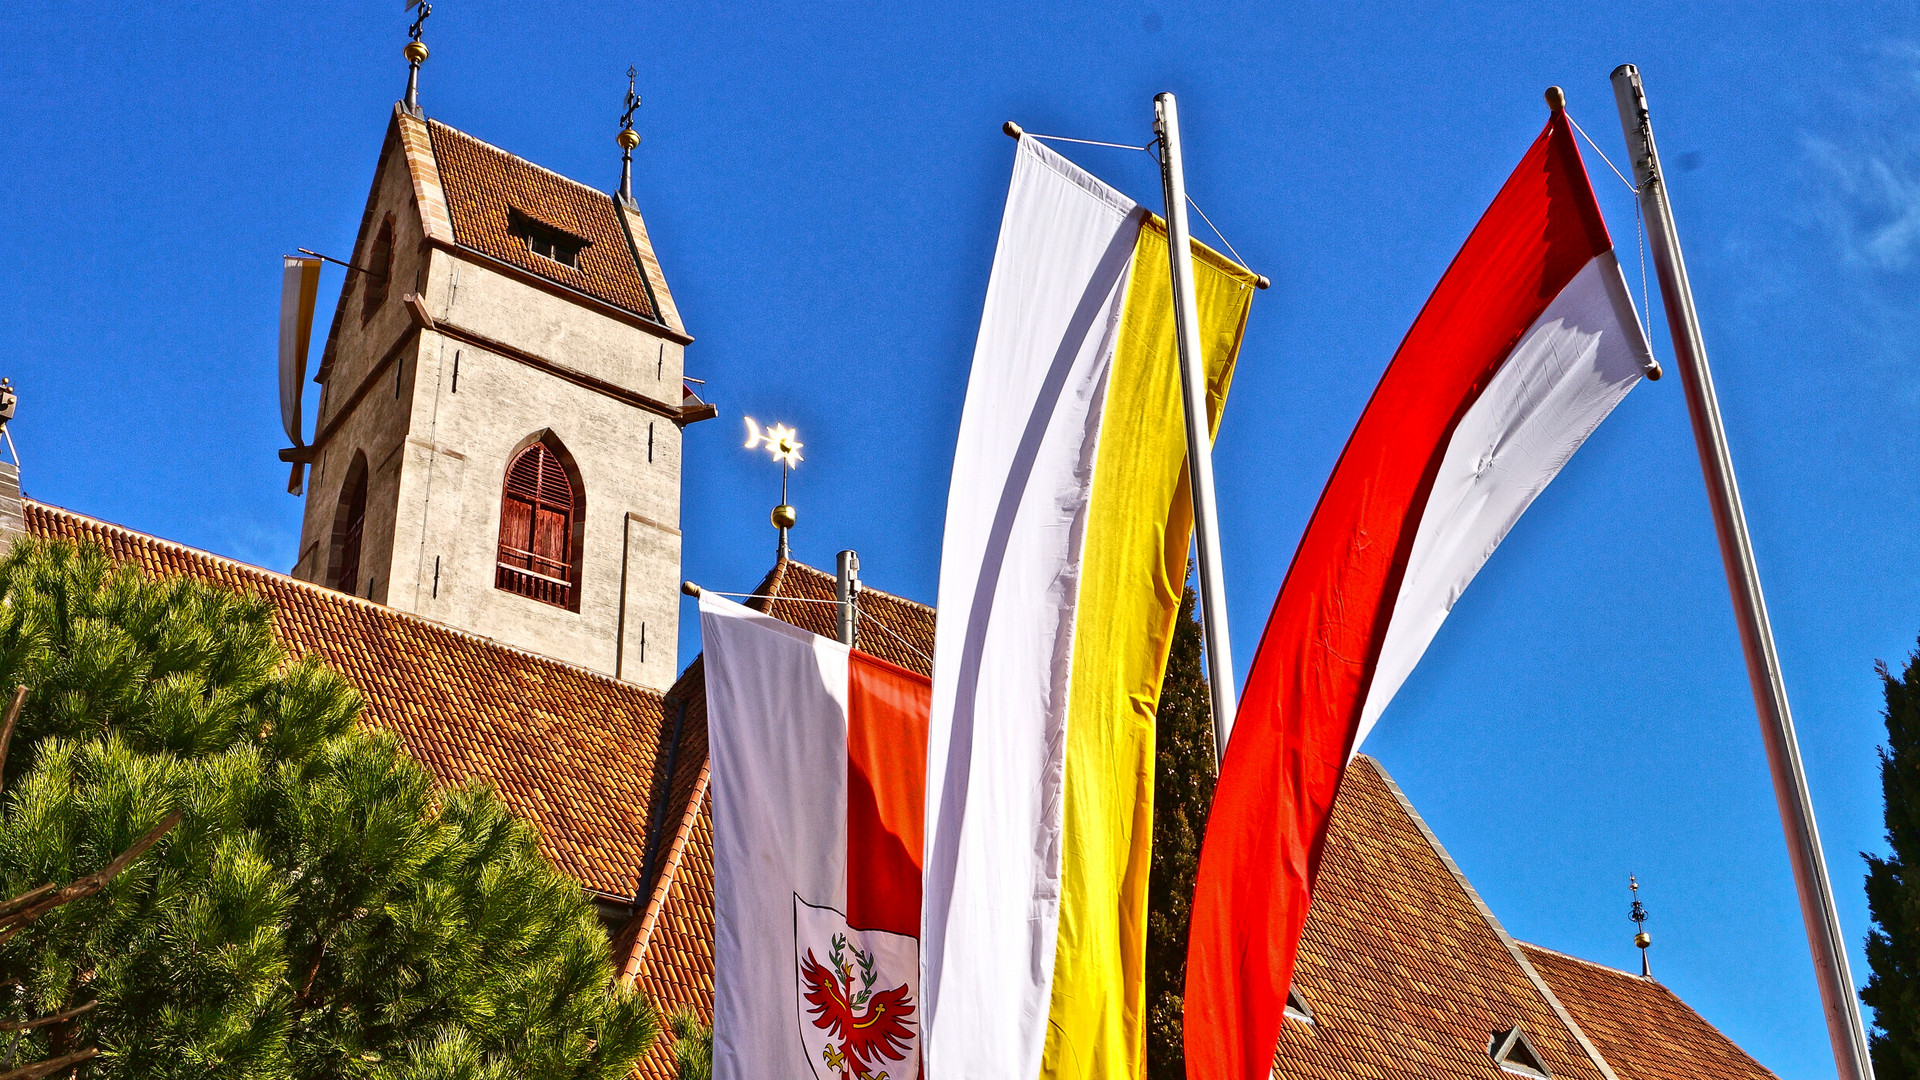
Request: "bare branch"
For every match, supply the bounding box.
[0,1001,95,1033]
[0,810,183,947]
[0,685,26,792]
[0,1046,98,1080]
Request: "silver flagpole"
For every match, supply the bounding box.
[1611,65,1876,1080]
[1154,92,1238,764]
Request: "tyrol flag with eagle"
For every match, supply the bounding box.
[1184,102,1656,1080]
[700,594,931,1080]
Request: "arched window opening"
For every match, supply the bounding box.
[496,440,580,608]
[361,213,395,322]
[330,452,370,595]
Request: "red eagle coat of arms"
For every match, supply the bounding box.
[794,895,920,1080]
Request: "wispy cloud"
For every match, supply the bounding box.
[1802,42,1920,273]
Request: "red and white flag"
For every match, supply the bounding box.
[1185,108,1654,1080]
[700,594,931,1080]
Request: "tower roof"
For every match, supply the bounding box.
[427,119,665,322]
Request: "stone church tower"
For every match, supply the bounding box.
[289,74,710,692]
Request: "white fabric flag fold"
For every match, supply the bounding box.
[921,137,1142,1080]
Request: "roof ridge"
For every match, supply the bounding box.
[1368,757,1624,1080]
[25,500,668,700]
[1517,941,1651,982]
[426,117,616,206]
[779,558,933,613]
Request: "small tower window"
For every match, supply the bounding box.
[361,213,395,322]
[496,439,581,608]
[509,209,587,269]
[329,452,369,595]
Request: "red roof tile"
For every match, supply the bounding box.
[30,502,1770,1079]
[427,120,660,322]
[1519,944,1777,1080]
[25,500,670,901]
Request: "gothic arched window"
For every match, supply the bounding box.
[330,452,369,596]
[495,439,580,608]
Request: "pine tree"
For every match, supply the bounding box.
[666,1008,712,1080]
[0,539,657,1079]
[1146,587,1214,1080]
[1864,637,1920,1078]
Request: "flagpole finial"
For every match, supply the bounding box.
[1544,85,1566,113]
[1003,120,1024,139]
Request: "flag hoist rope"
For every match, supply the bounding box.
[1154,92,1239,763]
[1610,64,1875,1080]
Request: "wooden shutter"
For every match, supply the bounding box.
[496,442,575,606]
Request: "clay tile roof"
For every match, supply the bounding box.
[24,500,670,901]
[1275,756,1611,1080]
[1518,944,1778,1080]
[427,120,660,322]
[619,558,933,1080]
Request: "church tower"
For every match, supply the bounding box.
[289,48,710,692]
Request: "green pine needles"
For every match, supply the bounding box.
[1865,638,1920,1079]
[1146,586,1214,1080]
[0,539,657,1079]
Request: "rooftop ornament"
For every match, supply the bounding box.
[744,417,803,559]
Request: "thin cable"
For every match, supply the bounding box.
[698,590,933,664]
[858,613,933,665]
[1634,197,1654,344]
[1567,112,1657,350]
[1024,132,1157,153]
[1566,113,1637,194]
[1185,194,1254,275]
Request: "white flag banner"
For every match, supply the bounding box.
[704,594,930,1080]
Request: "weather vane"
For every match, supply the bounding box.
[744,418,803,558]
[407,0,432,42]
[1629,874,1652,978]
[402,0,432,115]
[616,65,642,204]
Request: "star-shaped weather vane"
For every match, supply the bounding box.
[744,417,803,558]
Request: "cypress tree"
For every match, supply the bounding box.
[1864,637,1920,1078]
[0,539,657,1079]
[1146,586,1214,1080]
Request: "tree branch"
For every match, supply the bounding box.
[0,1046,97,1080]
[0,1001,95,1032]
[0,810,183,946]
[0,685,27,792]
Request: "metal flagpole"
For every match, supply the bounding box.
[1611,64,1876,1080]
[1153,92,1239,764]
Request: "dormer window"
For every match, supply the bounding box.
[1489,1025,1552,1079]
[510,209,586,269]
[1283,984,1315,1025]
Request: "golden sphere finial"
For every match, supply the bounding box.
[618,128,641,151]
[405,41,430,64]
[772,504,797,530]
[1544,85,1566,112]
[1634,931,1651,949]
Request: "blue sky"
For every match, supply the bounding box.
[3,1,1916,1074]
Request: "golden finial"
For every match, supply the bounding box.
[744,417,803,558]
[1629,875,1652,977]
[1545,85,1566,112]
[617,66,643,204]
[402,1,432,115]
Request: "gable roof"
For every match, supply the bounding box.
[1275,757,1616,1080]
[426,119,662,323]
[29,500,1774,1080]
[1519,944,1777,1080]
[24,500,671,902]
